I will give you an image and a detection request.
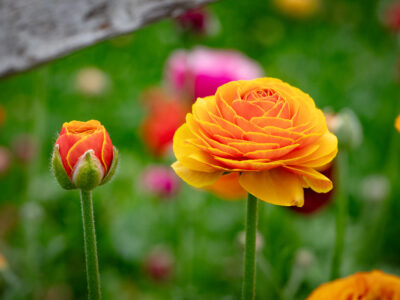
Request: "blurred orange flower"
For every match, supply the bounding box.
[171,78,338,206]
[307,270,400,299]
[395,114,400,132]
[141,89,188,157]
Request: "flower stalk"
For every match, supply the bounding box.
[80,190,101,300]
[242,193,259,300]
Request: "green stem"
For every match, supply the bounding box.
[330,151,348,280]
[242,193,259,300]
[80,190,101,300]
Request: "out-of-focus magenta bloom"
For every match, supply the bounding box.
[141,165,180,198]
[291,164,334,214]
[141,88,188,157]
[176,8,212,35]
[12,134,38,164]
[165,47,264,101]
[0,147,11,176]
[144,246,174,282]
[384,2,400,32]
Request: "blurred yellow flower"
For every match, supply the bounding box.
[171,78,338,206]
[395,114,400,132]
[307,270,400,299]
[274,0,320,19]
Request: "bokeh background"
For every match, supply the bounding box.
[1,0,400,299]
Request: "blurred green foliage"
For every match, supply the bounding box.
[0,0,399,299]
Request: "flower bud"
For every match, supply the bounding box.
[326,108,362,150]
[141,165,180,198]
[361,174,390,203]
[51,120,118,191]
[76,67,108,96]
[144,246,174,282]
[294,248,315,269]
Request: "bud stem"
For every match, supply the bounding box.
[242,193,259,300]
[80,190,101,300]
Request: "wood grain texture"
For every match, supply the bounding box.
[0,0,216,78]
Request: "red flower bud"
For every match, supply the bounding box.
[52,120,118,190]
[56,120,113,178]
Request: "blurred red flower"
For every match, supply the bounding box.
[141,88,188,157]
[384,2,400,32]
[176,8,213,35]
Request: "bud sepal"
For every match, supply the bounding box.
[72,150,104,191]
[51,145,76,190]
[100,146,118,186]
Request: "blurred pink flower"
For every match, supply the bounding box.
[12,134,38,164]
[165,47,264,101]
[144,246,174,282]
[141,165,180,198]
[0,146,11,175]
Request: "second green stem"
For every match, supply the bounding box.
[242,193,259,300]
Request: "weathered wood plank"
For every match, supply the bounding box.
[0,0,217,78]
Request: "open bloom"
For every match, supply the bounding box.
[307,270,400,299]
[166,47,264,101]
[52,120,118,190]
[171,78,338,206]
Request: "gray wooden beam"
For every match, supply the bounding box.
[0,0,217,78]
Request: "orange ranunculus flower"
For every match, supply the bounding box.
[171,78,338,206]
[307,270,400,299]
[395,114,400,132]
[55,120,114,179]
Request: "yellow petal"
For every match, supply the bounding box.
[283,166,332,193]
[171,161,222,188]
[206,172,247,200]
[173,124,219,172]
[239,168,304,207]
